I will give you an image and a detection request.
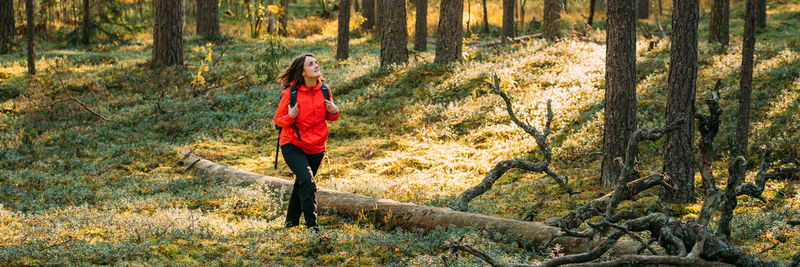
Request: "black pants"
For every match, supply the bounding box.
[281,143,324,228]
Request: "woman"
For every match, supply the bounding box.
[274,54,339,232]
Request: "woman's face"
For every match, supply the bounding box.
[301,56,322,80]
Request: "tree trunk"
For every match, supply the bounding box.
[719,0,756,241]
[0,0,14,53]
[661,0,698,203]
[434,0,462,64]
[519,0,525,34]
[380,0,407,67]
[637,0,649,19]
[197,0,220,38]
[374,0,383,37]
[153,0,184,67]
[543,0,561,41]
[178,152,657,257]
[601,0,637,189]
[361,0,373,31]
[81,0,89,45]
[414,0,427,51]
[466,0,472,33]
[354,0,359,13]
[482,0,489,34]
[267,2,276,34]
[587,0,595,26]
[26,0,34,75]
[336,0,350,60]
[756,0,765,28]
[502,0,514,40]
[279,0,289,36]
[40,0,47,37]
[708,0,729,46]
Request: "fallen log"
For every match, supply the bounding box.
[178,151,732,266]
[178,151,632,255]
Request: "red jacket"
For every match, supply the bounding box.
[274,79,339,154]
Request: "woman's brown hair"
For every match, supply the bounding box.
[277,54,319,88]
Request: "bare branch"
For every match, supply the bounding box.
[546,173,666,229]
[576,228,707,267]
[589,221,660,256]
[49,65,109,121]
[719,155,747,241]
[606,120,684,217]
[735,147,773,200]
[452,74,578,211]
[696,80,723,195]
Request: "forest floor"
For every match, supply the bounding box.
[2,1,800,265]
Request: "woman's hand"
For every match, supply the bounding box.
[324,99,339,114]
[288,103,299,118]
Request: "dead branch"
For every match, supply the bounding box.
[696,80,723,195]
[451,74,578,212]
[735,147,774,201]
[545,173,666,229]
[696,81,723,226]
[49,65,109,121]
[460,210,799,267]
[605,120,684,217]
[764,168,800,180]
[576,228,707,267]
[446,242,508,266]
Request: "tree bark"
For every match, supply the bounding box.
[267,0,276,34]
[178,151,651,256]
[374,0,383,37]
[336,0,350,60]
[279,0,289,36]
[601,0,637,189]
[637,0,649,19]
[587,0,595,26]
[361,0,374,31]
[719,0,756,241]
[354,0,359,13]
[543,0,561,41]
[197,0,220,38]
[0,0,14,53]
[519,0,525,34]
[414,0,427,51]
[482,0,489,34]
[153,0,184,67]
[756,0,765,28]
[708,0,729,46]
[379,0,407,67]
[434,0,462,63]
[662,0,698,203]
[82,0,89,45]
[465,0,471,33]
[502,0,514,40]
[26,0,34,75]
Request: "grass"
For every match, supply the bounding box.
[2,0,800,264]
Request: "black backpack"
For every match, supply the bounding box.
[274,84,331,168]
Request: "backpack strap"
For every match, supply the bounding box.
[320,83,331,101]
[276,86,300,169]
[278,86,302,141]
[289,86,299,106]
